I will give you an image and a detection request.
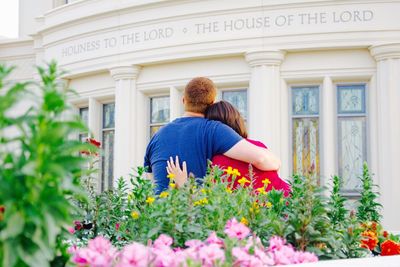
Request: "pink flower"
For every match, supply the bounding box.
[152,245,179,267]
[115,223,120,231]
[224,218,250,240]
[232,247,250,262]
[206,232,224,247]
[72,236,116,267]
[245,236,263,250]
[232,246,273,267]
[185,239,203,249]
[153,234,173,249]
[293,251,319,263]
[254,247,274,266]
[68,227,75,234]
[116,242,151,267]
[198,244,225,267]
[67,245,78,255]
[268,236,286,251]
[271,245,296,265]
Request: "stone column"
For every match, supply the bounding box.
[245,50,285,156]
[321,76,336,185]
[370,43,400,231]
[109,65,141,184]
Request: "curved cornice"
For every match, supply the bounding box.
[370,43,400,61]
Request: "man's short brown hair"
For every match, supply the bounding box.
[184,77,217,114]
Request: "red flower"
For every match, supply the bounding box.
[115,223,120,231]
[74,220,83,231]
[0,205,4,221]
[360,230,378,250]
[383,231,389,238]
[381,240,400,256]
[87,138,101,148]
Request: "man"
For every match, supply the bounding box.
[144,77,280,193]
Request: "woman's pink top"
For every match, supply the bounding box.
[212,139,291,197]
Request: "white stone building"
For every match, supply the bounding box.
[1,0,399,231]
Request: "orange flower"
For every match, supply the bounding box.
[360,230,378,250]
[381,240,400,256]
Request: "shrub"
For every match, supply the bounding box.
[0,63,93,267]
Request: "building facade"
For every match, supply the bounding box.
[1,0,400,230]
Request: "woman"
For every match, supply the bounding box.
[167,101,290,196]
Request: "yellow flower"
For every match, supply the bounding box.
[266,202,272,208]
[250,202,260,214]
[146,197,155,204]
[167,173,175,180]
[240,217,249,225]
[232,169,241,177]
[262,178,271,187]
[201,188,207,194]
[169,183,176,189]
[159,191,169,198]
[238,177,250,187]
[131,211,139,219]
[256,187,267,195]
[224,166,234,175]
[226,188,233,194]
[194,198,208,206]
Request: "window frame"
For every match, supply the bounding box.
[219,88,248,121]
[289,84,322,181]
[149,95,170,138]
[335,82,369,197]
[78,106,89,143]
[100,101,115,192]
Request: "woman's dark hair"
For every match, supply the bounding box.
[205,100,248,138]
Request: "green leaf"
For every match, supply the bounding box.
[0,212,25,240]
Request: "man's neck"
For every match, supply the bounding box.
[183,111,204,118]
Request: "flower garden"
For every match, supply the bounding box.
[1,63,400,267]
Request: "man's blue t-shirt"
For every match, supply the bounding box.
[144,117,242,193]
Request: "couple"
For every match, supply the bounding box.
[144,77,290,196]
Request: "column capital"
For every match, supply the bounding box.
[109,65,141,80]
[245,50,285,67]
[370,43,400,61]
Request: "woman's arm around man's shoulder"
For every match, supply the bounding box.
[223,139,281,171]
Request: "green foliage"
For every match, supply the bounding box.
[0,62,92,267]
[70,165,279,247]
[283,174,339,259]
[326,175,368,258]
[356,163,382,223]
[327,175,348,226]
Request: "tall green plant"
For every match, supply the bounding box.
[284,174,339,259]
[326,175,367,258]
[0,62,92,267]
[327,175,348,226]
[356,163,382,223]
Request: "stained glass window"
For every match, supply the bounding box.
[102,103,115,191]
[292,87,319,116]
[79,107,88,143]
[150,96,170,138]
[337,84,367,193]
[222,90,248,119]
[291,86,320,180]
